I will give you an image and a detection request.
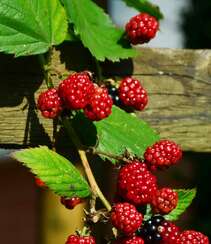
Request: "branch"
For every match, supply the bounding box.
[62,117,112,212]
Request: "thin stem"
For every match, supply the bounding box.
[63,118,112,211]
[38,52,54,88]
[95,58,103,82]
[90,148,130,163]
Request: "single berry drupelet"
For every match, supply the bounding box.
[176,230,209,244]
[111,202,143,235]
[125,13,159,45]
[152,188,178,215]
[37,88,63,119]
[84,84,113,121]
[158,220,180,244]
[65,235,96,244]
[114,236,144,244]
[60,197,82,210]
[118,77,148,111]
[144,139,182,170]
[117,161,157,205]
[138,215,165,243]
[58,71,94,110]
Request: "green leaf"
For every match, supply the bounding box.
[12,146,91,198]
[63,0,136,61]
[73,106,159,163]
[122,0,163,20]
[0,0,68,56]
[165,188,197,221]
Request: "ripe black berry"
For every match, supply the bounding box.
[137,215,165,243]
[108,86,123,107]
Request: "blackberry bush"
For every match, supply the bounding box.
[3,0,208,243]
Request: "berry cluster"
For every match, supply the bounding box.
[60,197,82,210]
[108,77,148,112]
[37,71,113,121]
[138,215,180,243]
[110,139,209,243]
[125,13,159,45]
[65,235,96,244]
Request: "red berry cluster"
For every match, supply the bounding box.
[108,77,148,111]
[37,72,113,121]
[65,235,96,244]
[110,139,209,243]
[60,196,82,210]
[125,13,159,45]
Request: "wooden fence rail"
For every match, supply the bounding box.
[0,47,210,152]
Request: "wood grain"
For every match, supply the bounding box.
[0,48,210,152]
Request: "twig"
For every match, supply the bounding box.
[62,117,112,212]
[90,148,131,163]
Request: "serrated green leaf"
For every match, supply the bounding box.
[72,106,159,163]
[63,0,136,61]
[122,0,163,20]
[165,188,197,221]
[0,0,68,56]
[12,146,90,198]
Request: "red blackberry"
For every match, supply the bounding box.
[58,71,94,110]
[125,13,159,45]
[118,77,148,111]
[60,197,82,210]
[138,215,165,243]
[84,84,113,121]
[144,140,182,170]
[111,202,143,235]
[35,177,47,188]
[117,161,157,205]
[114,236,144,244]
[65,235,96,244]
[37,88,63,119]
[152,188,178,215]
[158,221,180,244]
[176,230,209,244]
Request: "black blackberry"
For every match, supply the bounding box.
[137,215,165,243]
[107,86,122,107]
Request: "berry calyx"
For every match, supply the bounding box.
[144,140,182,170]
[84,84,113,121]
[114,236,144,244]
[65,235,96,244]
[117,161,157,205]
[37,88,63,119]
[58,71,94,110]
[158,221,180,244]
[118,77,148,111]
[125,13,159,45]
[176,230,209,244]
[152,188,178,214]
[60,197,82,210]
[111,202,143,235]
